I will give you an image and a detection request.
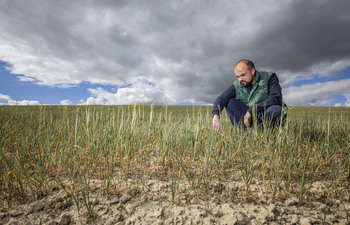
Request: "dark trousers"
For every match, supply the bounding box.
[225,98,286,127]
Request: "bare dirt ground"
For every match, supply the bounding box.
[1,176,350,225]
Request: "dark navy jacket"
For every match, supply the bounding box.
[212,73,283,117]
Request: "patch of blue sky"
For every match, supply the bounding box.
[329,94,347,106]
[0,60,120,105]
[292,67,350,87]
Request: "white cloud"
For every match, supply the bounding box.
[283,79,350,106]
[81,79,169,105]
[60,99,72,105]
[0,94,11,102]
[0,93,40,105]
[310,59,350,77]
[11,100,41,106]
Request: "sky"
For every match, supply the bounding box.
[1,0,350,107]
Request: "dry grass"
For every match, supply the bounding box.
[1,105,349,218]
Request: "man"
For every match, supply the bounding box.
[212,59,285,132]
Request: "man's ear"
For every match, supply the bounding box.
[251,68,256,75]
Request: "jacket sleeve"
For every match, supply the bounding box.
[212,84,236,117]
[248,73,282,114]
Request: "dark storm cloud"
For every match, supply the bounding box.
[250,0,350,74]
[1,0,350,105]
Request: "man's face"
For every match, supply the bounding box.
[234,62,256,87]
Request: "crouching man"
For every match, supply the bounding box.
[212,59,286,132]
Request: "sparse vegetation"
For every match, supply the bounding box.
[0,105,349,219]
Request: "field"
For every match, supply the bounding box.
[0,105,349,224]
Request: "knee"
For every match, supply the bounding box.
[264,105,286,120]
[227,98,241,107]
[227,98,246,110]
[262,105,287,127]
[226,98,248,115]
[225,98,248,126]
[265,105,282,114]
[226,98,241,116]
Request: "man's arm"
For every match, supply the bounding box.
[247,73,282,115]
[212,84,236,117]
[212,84,236,132]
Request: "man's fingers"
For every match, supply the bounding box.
[212,117,220,133]
[213,122,220,132]
[216,124,220,132]
[244,112,252,127]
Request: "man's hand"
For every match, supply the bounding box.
[212,115,221,133]
[244,111,252,127]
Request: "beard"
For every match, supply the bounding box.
[240,75,255,87]
[240,80,252,87]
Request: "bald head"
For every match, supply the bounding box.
[235,59,255,71]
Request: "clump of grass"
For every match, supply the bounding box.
[0,104,349,215]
